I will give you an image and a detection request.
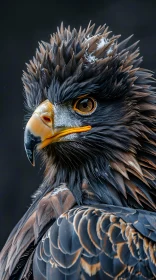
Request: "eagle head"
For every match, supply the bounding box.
[23,23,156,209]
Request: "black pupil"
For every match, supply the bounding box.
[81,99,89,108]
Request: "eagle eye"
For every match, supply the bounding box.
[73,97,97,115]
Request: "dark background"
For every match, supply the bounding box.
[0,0,156,249]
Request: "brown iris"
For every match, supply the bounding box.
[73,97,97,115]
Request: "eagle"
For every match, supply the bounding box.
[1,22,156,280]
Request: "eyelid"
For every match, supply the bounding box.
[76,93,90,99]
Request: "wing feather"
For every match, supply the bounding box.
[33,205,156,279]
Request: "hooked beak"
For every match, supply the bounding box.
[24,100,91,166]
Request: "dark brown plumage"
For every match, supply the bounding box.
[1,22,156,279]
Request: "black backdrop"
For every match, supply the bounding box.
[0,0,156,249]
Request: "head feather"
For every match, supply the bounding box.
[22,22,156,210]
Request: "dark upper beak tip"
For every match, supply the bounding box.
[24,128,41,166]
[24,145,35,166]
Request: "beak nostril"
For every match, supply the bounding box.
[40,113,52,127]
[42,116,51,122]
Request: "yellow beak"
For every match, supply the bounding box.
[24,100,91,166]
